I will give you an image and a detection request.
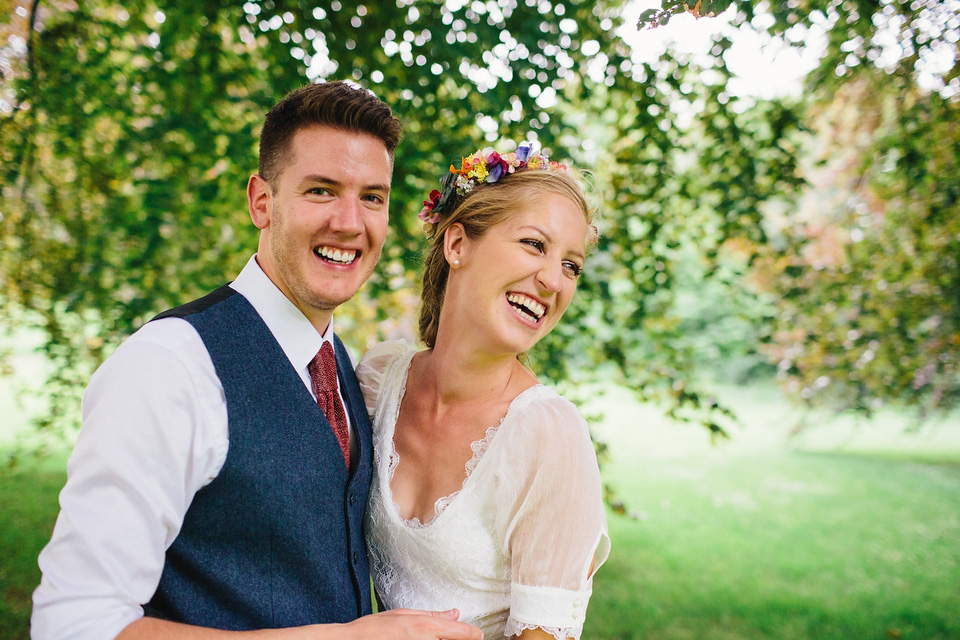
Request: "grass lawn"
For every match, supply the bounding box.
[582,383,960,640]
[0,453,65,640]
[2,378,959,639]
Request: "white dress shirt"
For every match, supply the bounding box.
[31,255,353,640]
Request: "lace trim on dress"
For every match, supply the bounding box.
[466,424,499,475]
[504,619,581,640]
[429,423,499,521]
[389,376,544,529]
[394,422,501,528]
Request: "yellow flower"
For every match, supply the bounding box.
[467,163,489,180]
[455,153,479,176]
[459,153,488,180]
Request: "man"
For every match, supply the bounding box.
[31,82,482,640]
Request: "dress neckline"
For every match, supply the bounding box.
[383,349,543,530]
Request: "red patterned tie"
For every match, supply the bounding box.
[308,341,350,468]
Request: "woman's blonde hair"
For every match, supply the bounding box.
[418,168,596,348]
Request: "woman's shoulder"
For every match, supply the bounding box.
[491,384,605,521]
[356,339,414,377]
[503,384,591,447]
[513,384,585,422]
[355,340,417,415]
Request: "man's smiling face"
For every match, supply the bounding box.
[248,125,393,332]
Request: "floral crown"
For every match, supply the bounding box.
[417,141,572,237]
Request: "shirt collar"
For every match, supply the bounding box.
[229,255,333,372]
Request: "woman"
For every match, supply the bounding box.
[356,142,609,640]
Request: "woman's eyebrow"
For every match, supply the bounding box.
[518,224,585,260]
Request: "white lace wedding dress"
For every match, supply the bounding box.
[356,341,610,640]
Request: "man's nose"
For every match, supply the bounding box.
[329,197,363,234]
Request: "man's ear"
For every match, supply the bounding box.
[443,222,467,267]
[248,174,272,229]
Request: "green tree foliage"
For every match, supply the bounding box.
[12,0,950,441]
[759,72,960,414]
[635,0,959,416]
[638,0,736,27]
[750,1,960,414]
[2,1,275,432]
[3,0,794,441]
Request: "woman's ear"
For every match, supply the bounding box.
[443,222,467,268]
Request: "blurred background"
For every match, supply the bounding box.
[1,1,958,638]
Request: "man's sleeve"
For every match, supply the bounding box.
[31,320,227,640]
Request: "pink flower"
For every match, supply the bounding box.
[418,189,442,224]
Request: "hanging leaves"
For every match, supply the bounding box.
[637,0,737,28]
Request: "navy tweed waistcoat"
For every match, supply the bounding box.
[145,285,373,630]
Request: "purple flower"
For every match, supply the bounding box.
[516,141,533,163]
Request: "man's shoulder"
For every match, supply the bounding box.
[151,284,237,321]
[103,316,205,369]
[85,315,220,410]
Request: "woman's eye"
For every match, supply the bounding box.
[563,261,583,277]
[522,239,545,252]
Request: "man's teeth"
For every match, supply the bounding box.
[507,293,545,321]
[316,247,356,264]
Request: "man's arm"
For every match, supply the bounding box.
[32,322,229,639]
[118,608,483,640]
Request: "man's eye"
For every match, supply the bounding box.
[362,194,385,204]
[307,187,331,196]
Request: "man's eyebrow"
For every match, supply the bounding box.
[299,174,390,193]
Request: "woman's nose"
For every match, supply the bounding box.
[536,259,563,293]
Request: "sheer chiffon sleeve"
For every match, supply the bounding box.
[493,393,611,640]
[355,340,410,419]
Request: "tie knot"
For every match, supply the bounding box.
[309,341,338,393]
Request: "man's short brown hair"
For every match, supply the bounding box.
[258,81,402,189]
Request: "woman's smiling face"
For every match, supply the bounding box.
[442,192,588,356]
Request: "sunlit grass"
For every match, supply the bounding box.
[0,453,65,640]
[583,383,960,639]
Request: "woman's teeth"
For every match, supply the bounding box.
[507,293,545,321]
